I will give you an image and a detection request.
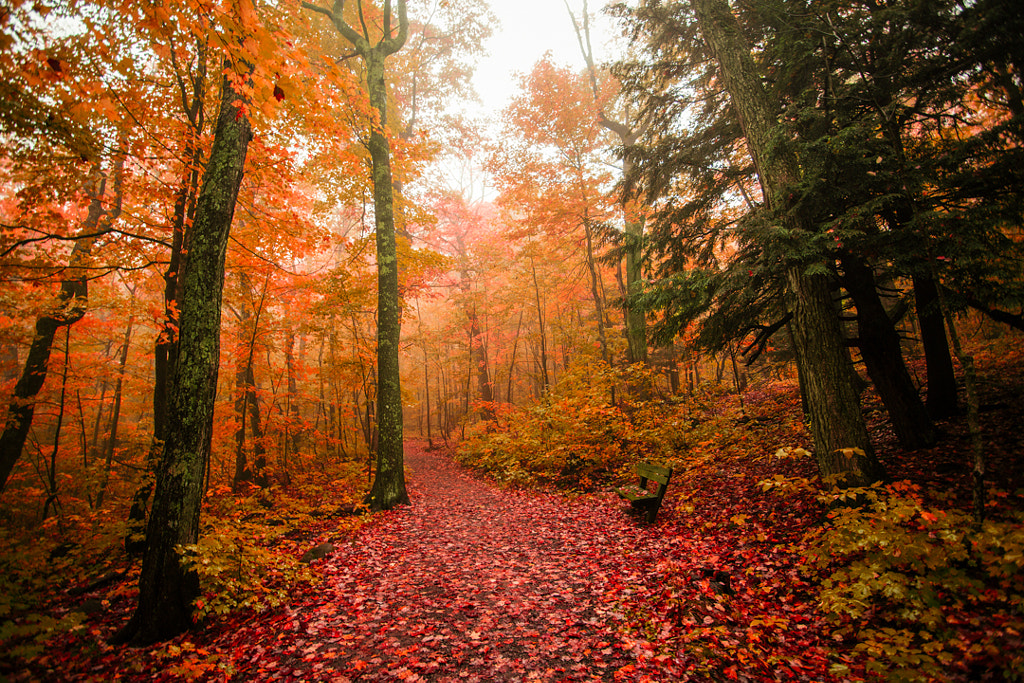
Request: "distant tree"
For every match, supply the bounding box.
[493,58,616,366]
[567,0,649,365]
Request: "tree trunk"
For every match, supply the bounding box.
[569,4,648,364]
[0,157,124,496]
[786,270,884,483]
[691,0,884,486]
[582,211,610,365]
[530,258,551,392]
[132,73,207,554]
[284,328,302,463]
[939,306,985,526]
[232,273,269,490]
[623,212,647,365]
[233,363,267,489]
[312,9,413,511]
[153,128,203,450]
[423,348,432,445]
[113,60,252,646]
[840,253,936,448]
[43,328,72,520]
[96,301,135,510]
[455,235,494,420]
[507,311,524,404]
[913,273,958,417]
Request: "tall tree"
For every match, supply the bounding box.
[127,30,210,555]
[0,155,124,495]
[494,59,616,367]
[567,0,648,365]
[688,0,884,485]
[113,56,253,645]
[304,0,410,510]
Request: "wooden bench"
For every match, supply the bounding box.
[615,463,673,523]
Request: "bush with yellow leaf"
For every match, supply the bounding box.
[798,480,1024,680]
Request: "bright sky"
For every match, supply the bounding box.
[468,0,619,118]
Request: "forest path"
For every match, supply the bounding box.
[217,441,663,681]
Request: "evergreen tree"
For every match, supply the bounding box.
[614,0,1024,452]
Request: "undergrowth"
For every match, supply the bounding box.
[455,351,1024,681]
[456,360,745,490]
[0,461,369,673]
[806,480,1024,680]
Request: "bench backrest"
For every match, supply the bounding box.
[636,462,672,487]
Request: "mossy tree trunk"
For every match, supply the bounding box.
[304,0,410,510]
[127,42,208,555]
[113,61,252,646]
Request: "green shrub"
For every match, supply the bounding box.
[179,486,351,621]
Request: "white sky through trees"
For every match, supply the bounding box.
[469,0,618,118]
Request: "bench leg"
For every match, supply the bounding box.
[645,503,660,524]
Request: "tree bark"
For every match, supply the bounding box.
[233,363,267,489]
[913,274,959,417]
[304,0,409,510]
[284,328,302,462]
[366,60,409,502]
[507,311,524,404]
[582,210,610,365]
[95,298,135,510]
[131,53,207,553]
[530,258,551,392]
[623,212,647,365]
[42,328,71,520]
[840,253,937,448]
[113,59,252,645]
[691,0,884,486]
[232,273,269,489]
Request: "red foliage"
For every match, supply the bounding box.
[9,349,1024,681]
[11,443,655,680]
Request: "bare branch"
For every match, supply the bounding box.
[382,0,409,56]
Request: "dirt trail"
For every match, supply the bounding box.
[216,441,665,681]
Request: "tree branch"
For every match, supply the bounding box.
[598,111,633,140]
[741,311,794,364]
[962,294,1024,332]
[302,0,368,52]
[381,0,408,56]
